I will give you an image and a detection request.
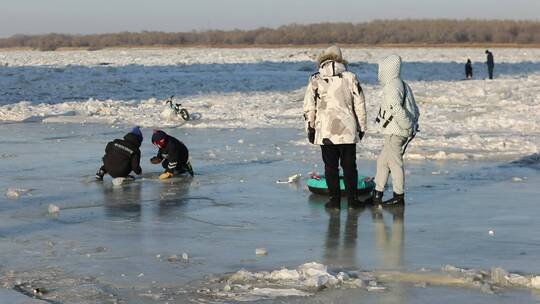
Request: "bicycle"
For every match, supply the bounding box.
[164,95,190,121]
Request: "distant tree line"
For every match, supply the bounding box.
[1,19,540,51]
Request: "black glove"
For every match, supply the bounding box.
[358,130,365,141]
[150,156,163,164]
[308,127,315,144]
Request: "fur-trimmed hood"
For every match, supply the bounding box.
[319,60,347,77]
[317,45,348,67]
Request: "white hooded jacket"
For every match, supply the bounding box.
[303,46,367,145]
[376,55,420,137]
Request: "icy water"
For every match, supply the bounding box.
[1,123,540,303]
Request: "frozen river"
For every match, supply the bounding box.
[1,47,540,302]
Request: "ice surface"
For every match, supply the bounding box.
[1,47,540,303]
[1,124,538,303]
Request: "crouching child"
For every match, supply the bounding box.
[150,130,194,179]
[95,127,143,180]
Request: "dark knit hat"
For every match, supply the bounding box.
[152,130,168,149]
[130,126,143,143]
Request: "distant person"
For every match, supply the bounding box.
[303,45,367,209]
[465,59,473,79]
[485,50,495,79]
[96,127,143,180]
[150,130,193,179]
[373,55,420,206]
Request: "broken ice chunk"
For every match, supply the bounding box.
[255,248,268,256]
[182,252,189,262]
[276,173,301,184]
[112,177,125,186]
[531,276,540,289]
[367,286,386,291]
[48,204,60,214]
[5,188,31,199]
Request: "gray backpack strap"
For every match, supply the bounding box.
[401,81,407,106]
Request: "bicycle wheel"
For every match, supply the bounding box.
[179,109,190,121]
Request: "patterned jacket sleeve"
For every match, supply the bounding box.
[383,83,412,130]
[302,76,317,130]
[351,76,367,132]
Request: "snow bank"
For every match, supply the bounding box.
[199,262,382,301]
[200,262,540,301]
[0,48,539,161]
[1,47,538,67]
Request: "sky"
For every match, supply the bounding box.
[1,0,539,38]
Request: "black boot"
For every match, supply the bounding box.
[383,192,405,205]
[325,198,341,210]
[372,190,384,205]
[95,169,106,181]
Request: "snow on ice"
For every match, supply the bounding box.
[4,188,31,199]
[0,48,539,161]
[197,262,540,301]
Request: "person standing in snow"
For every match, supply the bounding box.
[150,130,194,179]
[373,55,420,206]
[465,59,473,79]
[303,45,367,209]
[95,127,143,180]
[485,50,495,79]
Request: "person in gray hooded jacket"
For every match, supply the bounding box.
[303,45,367,209]
[373,55,420,205]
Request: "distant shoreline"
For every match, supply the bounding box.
[1,43,540,52]
[3,20,539,51]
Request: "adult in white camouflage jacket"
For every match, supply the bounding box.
[373,55,420,205]
[303,45,367,209]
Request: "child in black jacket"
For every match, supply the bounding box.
[150,130,193,179]
[96,127,143,180]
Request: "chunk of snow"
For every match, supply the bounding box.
[5,188,31,199]
[48,204,60,214]
[250,287,311,298]
[530,276,540,289]
[112,177,125,186]
[268,269,300,281]
[181,252,189,262]
[255,248,268,256]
